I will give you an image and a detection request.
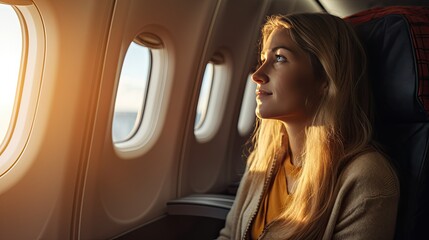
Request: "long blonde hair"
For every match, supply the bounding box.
[248,13,373,239]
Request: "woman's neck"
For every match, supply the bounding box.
[282,119,309,166]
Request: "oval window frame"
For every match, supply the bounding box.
[113,31,172,159]
[237,74,256,136]
[194,51,231,143]
[0,3,46,184]
[112,41,152,144]
[194,62,214,130]
[0,4,26,154]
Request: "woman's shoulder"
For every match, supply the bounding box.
[338,150,400,198]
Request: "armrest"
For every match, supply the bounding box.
[166,194,234,220]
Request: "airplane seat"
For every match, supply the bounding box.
[346,6,429,239]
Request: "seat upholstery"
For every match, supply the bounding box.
[346,6,429,239]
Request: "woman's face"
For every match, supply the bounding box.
[252,28,322,123]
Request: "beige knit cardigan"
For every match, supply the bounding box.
[217,151,400,240]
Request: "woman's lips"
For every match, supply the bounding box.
[256,89,273,96]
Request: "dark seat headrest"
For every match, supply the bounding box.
[346,7,429,239]
[346,7,429,123]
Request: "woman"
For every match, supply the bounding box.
[217,13,399,239]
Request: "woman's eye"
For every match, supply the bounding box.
[275,54,286,62]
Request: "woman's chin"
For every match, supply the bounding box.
[256,109,305,122]
[256,109,277,119]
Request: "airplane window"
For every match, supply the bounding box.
[237,74,256,136]
[0,4,23,148]
[195,62,214,129]
[112,42,151,143]
[194,53,230,143]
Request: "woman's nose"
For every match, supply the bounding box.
[252,66,268,84]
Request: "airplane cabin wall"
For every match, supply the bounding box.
[0,0,114,239]
[79,0,221,239]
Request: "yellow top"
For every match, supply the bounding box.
[251,153,300,239]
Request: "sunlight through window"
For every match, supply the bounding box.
[0,4,23,146]
[112,42,151,143]
[195,63,214,129]
[238,74,257,136]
